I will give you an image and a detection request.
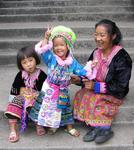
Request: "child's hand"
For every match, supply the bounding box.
[83,79,94,90]
[70,74,81,84]
[42,26,52,46]
[20,87,39,100]
[91,59,98,68]
[44,26,52,40]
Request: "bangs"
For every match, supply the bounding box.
[17,46,40,70]
[18,47,34,61]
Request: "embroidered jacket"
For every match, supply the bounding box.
[35,41,96,81]
[88,48,132,99]
[10,69,47,96]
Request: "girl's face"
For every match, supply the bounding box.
[94,25,113,52]
[53,37,68,60]
[21,56,36,74]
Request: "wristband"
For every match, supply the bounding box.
[94,82,106,93]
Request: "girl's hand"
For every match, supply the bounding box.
[83,79,94,90]
[70,75,81,84]
[44,26,52,40]
[42,26,52,46]
[20,87,39,100]
[92,59,98,68]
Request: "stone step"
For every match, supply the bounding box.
[0,117,134,150]
[2,0,132,1]
[0,0,132,8]
[1,25,134,38]
[0,21,134,65]
[0,6,134,15]
[74,38,134,50]
[0,12,134,23]
[73,50,134,64]
[0,37,134,51]
[1,21,134,29]
[0,48,134,65]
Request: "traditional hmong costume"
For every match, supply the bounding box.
[5,69,47,131]
[73,45,132,127]
[29,26,95,129]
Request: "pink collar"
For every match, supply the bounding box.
[22,68,40,88]
[54,54,73,66]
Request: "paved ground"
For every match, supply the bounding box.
[0,117,134,150]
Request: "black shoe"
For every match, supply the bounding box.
[83,127,100,142]
[95,128,114,144]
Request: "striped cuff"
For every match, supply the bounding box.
[94,82,106,93]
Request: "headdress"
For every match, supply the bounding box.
[49,25,76,50]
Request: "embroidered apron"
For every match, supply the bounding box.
[37,80,61,128]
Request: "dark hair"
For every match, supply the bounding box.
[95,19,122,45]
[17,46,40,70]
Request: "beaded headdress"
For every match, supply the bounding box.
[49,25,76,50]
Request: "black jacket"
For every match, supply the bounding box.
[10,69,47,96]
[88,48,132,99]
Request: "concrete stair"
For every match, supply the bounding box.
[0,0,134,149]
[0,22,134,65]
[0,0,134,65]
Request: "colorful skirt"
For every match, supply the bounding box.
[5,88,38,119]
[29,91,74,127]
[73,88,123,126]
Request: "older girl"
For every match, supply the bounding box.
[73,19,132,144]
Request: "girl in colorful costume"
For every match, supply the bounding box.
[72,19,132,143]
[5,46,47,142]
[29,25,97,136]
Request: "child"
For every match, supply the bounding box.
[5,46,47,143]
[29,26,97,137]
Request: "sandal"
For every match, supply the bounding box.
[47,128,57,135]
[36,125,46,136]
[8,131,19,143]
[65,128,80,137]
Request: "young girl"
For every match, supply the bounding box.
[5,46,47,143]
[29,26,97,137]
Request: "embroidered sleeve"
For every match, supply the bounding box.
[10,71,25,96]
[94,82,106,93]
[71,59,86,76]
[72,59,97,80]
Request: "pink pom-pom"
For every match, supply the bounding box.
[35,41,53,54]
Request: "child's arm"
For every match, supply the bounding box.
[10,72,24,96]
[72,59,97,80]
[35,27,54,66]
[70,74,82,85]
[35,27,53,55]
[9,71,24,102]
